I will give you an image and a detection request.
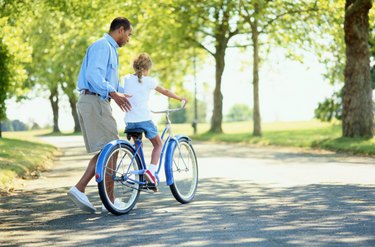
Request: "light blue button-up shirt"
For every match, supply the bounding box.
[77,33,124,100]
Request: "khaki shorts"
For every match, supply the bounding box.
[77,94,119,153]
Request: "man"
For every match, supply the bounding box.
[67,17,132,213]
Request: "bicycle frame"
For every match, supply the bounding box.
[95,102,191,187]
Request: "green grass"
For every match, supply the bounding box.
[313,137,375,155]
[191,120,341,146]
[0,129,58,193]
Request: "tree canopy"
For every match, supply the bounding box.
[1,0,374,139]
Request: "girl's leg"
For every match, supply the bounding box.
[149,135,163,166]
[144,135,162,191]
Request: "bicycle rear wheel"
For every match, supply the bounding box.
[169,138,198,203]
[98,143,142,215]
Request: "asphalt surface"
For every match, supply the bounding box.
[1,136,375,246]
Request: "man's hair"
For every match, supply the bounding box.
[109,17,131,32]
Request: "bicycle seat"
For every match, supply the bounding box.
[125,128,145,141]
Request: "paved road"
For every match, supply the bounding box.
[1,136,375,246]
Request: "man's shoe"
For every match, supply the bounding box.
[67,186,96,213]
[144,170,158,192]
[101,198,137,213]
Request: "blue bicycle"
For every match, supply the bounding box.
[95,102,198,215]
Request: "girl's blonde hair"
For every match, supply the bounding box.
[133,53,152,83]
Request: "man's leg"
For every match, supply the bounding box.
[105,152,118,203]
[75,153,99,192]
[67,153,98,213]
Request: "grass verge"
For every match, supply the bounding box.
[189,120,375,156]
[0,130,58,194]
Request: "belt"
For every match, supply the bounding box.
[81,89,100,96]
[80,89,111,102]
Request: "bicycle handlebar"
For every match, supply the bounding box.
[151,100,187,114]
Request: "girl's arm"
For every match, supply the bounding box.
[155,86,187,102]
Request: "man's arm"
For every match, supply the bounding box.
[86,44,116,99]
[85,43,131,111]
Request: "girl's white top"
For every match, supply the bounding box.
[123,74,158,123]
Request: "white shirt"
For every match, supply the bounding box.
[123,74,158,123]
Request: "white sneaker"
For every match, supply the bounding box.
[101,198,137,213]
[67,186,96,213]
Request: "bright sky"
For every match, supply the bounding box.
[6,47,335,132]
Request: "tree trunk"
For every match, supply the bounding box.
[209,50,225,133]
[342,0,373,137]
[49,87,60,133]
[252,27,262,137]
[0,121,2,138]
[68,94,81,133]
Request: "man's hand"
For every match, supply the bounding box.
[110,92,132,112]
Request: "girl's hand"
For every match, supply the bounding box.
[180,97,188,103]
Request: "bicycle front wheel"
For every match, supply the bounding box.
[98,143,142,215]
[169,138,198,203]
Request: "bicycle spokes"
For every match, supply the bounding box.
[169,139,198,204]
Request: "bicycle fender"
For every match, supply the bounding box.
[164,135,191,186]
[95,139,134,183]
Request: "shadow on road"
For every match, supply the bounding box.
[1,179,375,246]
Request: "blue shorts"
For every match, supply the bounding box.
[125,120,158,139]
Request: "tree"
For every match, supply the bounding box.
[11,119,28,131]
[186,100,207,123]
[168,94,207,124]
[173,0,240,133]
[52,17,91,133]
[240,0,320,136]
[129,2,194,84]
[0,1,32,137]
[50,10,84,133]
[342,0,373,137]
[46,0,131,133]
[226,104,253,122]
[314,90,342,121]
[24,0,101,133]
[25,3,62,132]
[0,38,11,137]
[3,0,204,134]
[0,119,13,132]
[314,1,374,125]
[372,28,375,87]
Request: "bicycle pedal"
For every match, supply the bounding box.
[146,183,159,192]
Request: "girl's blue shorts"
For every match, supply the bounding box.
[125,120,158,139]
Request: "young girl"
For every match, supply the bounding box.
[123,53,187,191]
